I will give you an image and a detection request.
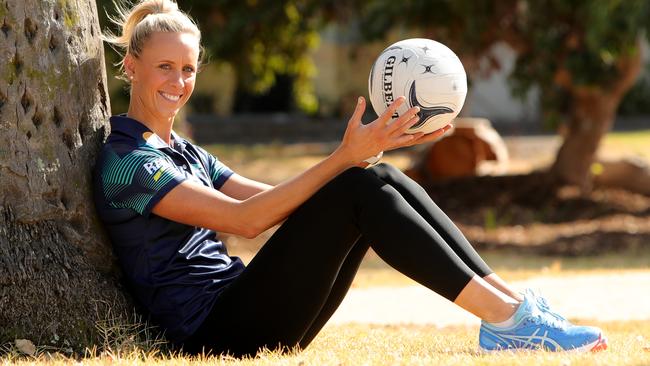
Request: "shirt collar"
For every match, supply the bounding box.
[170,130,187,153]
[109,114,180,150]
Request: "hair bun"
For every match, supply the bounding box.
[150,0,179,15]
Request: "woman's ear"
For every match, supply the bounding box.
[124,54,136,81]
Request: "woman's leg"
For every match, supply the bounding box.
[182,168,518,356]
[368,163,522,301]
[298,236,371,348]
[182,169,380,356]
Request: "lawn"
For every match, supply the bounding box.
[3,321,650,365]
[352,247,650,288]
[203,129,650,184]
[598,129,650,161]
[5,130,650,365]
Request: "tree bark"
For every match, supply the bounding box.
[0,0,129,351]
[551,46,643,190]
[550,92,617,190]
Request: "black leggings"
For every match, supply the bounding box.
[182,164,493,356]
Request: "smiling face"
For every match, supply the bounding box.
[124,31,200,125]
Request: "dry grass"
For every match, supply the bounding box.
[598,129,650,161]
[204,129,650,184]
[6,132,649,364]
[352,248,650,288]
[208,129,650,290]
[205,142,419,184]
[3,321,650,365]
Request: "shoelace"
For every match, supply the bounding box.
[525,288,568,324]
[529,309,565,329]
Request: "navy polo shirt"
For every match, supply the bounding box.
[93,115,245,342]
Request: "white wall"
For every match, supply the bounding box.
[467,43,540,125]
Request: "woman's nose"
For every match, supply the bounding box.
[169,70,184,89]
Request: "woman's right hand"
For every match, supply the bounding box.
[336,96,451,165]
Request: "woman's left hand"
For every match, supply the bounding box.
[339,96,452,166]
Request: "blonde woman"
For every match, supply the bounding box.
[94,0,607,357]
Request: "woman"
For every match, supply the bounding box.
[94,0,607,357]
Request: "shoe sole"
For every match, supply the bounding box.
[590,335,608,352]
[479,333,608,353]
[572,333,608,353]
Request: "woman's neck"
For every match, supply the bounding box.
[127,105,174,144]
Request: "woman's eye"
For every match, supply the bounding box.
[183,66,195,73]
[159,64,171,70]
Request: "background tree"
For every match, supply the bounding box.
[357,0,650,191]
[357,1,518,78]
[0,0,129,351]
[509,1,649,190]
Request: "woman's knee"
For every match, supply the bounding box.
[308,167,389,211]
[328,167,380,193]
[369,163,429,197]
[369,163,405,183]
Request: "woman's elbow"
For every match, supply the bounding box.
[241,226,261,239]
[233,221,264,239]
[229,203,277,239]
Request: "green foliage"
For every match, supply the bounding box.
[356,0,650,125]
[187,1,324,112]
[95,0,650,120]
[96,0,327,113]
[619,72,650,115]
[358,0,513,60]
[509,0,650,125]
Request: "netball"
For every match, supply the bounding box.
[368,38,468,134]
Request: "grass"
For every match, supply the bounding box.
[205,129,650,290]
[6,131,650,364]
[3,321,650,365]
[599,129,650,161]
[352,248,650,288]
[203,142,417,184]
[203,129,650,185]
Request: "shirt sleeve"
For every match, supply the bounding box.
[194,145,234,189]
[100,146,186,217]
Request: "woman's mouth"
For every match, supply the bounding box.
[159,91,181,102]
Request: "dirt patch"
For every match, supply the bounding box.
[424,173,650,256]
[216,135,650,260]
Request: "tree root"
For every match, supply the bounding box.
[592,157,650,196]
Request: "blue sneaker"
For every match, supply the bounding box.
[479,293,607,352]
[524,288,568,324]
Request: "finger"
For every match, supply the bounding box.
[347,97,367,129]
[377,96,406,124]
[392,133,419,147]
[391,111,421,136]
[388,105,419,129]
[436,124,453,135]
[411,124,453,144]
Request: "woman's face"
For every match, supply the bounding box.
[125,31,199,122]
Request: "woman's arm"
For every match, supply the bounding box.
[219,173,273,200]
[152,97,451,238]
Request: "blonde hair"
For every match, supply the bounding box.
[103,0,203,82]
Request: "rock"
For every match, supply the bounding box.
[593,157,650,195]
[15,339,36,356]
[407,118,509,182]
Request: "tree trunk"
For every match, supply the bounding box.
[0,0,129,351]
[550,92,617,190]
[551,46,643,190]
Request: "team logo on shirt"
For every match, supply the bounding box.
[143,159,166,182]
